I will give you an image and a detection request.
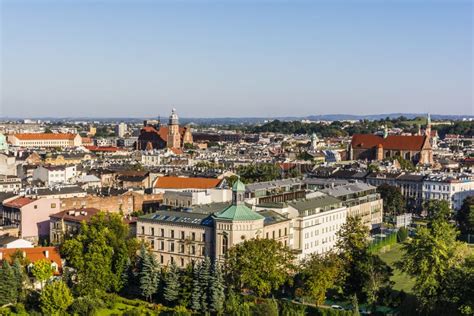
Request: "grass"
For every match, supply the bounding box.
[377,243,415,293]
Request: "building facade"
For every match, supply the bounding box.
[8,133,82,148]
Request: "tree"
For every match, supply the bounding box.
[425,200,452,222]
[0,260,17,305]
[376,184,405,216]
[298,252,342,305]
[191,261,203,311]
[336,216,392,304]
[12,259,27,302]
[164,261,180,304]
[61,212,137,294]
[39,281,73,315]
[396,227,408,242]
[457,196,474,235]
[225,238,295,297]
[397,216,469,312]
[31,259,53,289]
[138,245,160,301]
[210,261,225,314]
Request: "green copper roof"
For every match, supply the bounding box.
[232,179,246,192]
[214,204,264,221]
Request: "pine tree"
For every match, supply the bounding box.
[0,260,18,305]
[12,259,26,302]
[164,261,180,304]
[191,261,202,311]
[139,249,160,301]
[199,257,211,313]
[210,261,225,314]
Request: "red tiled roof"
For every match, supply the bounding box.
[351,134,427,151]
[170,148,184,155]
[154,176,222,189]
[141,126,187,142]
[13,133,77,140]
[3,197,35,208]
[0,247,62,273]
[85,146,120,152]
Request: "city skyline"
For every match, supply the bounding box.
[1,0,473,117]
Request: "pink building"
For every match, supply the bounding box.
[0,197,60,243]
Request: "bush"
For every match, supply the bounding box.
[397,227,408,242]
[251,299,279,316]
[69,296,104,316]
[279,300,307,316]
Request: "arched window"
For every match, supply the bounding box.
[222,235,229,254]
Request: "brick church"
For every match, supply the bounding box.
[349,115,433,165]
[136,109,193,150]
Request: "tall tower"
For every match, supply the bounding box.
[167,108,181,148]
[425,113,432,137]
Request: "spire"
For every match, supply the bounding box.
[169,108,179,125]
[232,177,246,205]
[383,125,388,138]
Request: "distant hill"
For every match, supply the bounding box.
[1,113,472,125]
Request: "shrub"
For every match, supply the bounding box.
[251,299,279,316]
[397,227,408,242]
[279,300,307,316]
[69,296,104,316]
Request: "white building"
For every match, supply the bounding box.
[163,189,232,207]
[8,133,82,148]
[0,175,22,193]
[32,165,78,185]
[423,173,474,211]
[116,123,127,138]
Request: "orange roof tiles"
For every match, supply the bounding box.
[3,197,35,208]
[154,176,222,189]
[13,133,77,140]
[351,134,427,151]
[85,146,120,152]
[0,247,62,273]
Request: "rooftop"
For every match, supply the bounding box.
[154,176,222,189]
[288,195,342,213]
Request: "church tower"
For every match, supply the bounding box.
[167,108,181,148]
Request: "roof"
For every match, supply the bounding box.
[85,146,120,152]
[214,204,265,221]
[32,186,86,196]
[288,195,342,213]
[140,210,212,227]
[0,247,62,272]
[13,133,77,140]
[0,235,20,246]
[351,134,427,151]
[154,176,222,189]
[49,208,101,223]
[258,209,290,226]
[321,182,376,197]
[141,126,188,143]
[3,197,35,208]
[232,179,246,192]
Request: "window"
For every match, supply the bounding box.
[191,232,196,241]
[181,231,185,239]
[191,245,195,255]
[170,242,175,252]
[160,241,164,250]
[222,235,229,254]
[181,258,185,267]
[171,230,175,238]
[180,244,185,253]
[150,227,155,236]
[151,240,155,249]
[202,233,206,242]
[160,255,164,264]
[161,229,165,237]
[141,226,145,235]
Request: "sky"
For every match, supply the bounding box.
[0,0,472,118]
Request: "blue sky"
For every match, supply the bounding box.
[1,0,472,118]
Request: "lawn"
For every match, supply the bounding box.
[377,243,415,293]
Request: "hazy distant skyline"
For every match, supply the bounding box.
[1,0,473,118]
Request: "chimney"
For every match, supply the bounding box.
[44,250,49,258]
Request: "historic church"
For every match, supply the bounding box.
[349,114,434,165]
[136,109,193,150]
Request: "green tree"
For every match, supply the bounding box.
[138,245,160,301]
[298,252,342,305]
[376,184,405,216]
[191,260,203,311]
[61,212,137,295]
[12,259,27,302]
[164,261,180,305]
[0,260,17,305]
[31,259,53,289]
[336,216,392,304]
[425,200,451,222]
[210,261,225,314]
[225,238,295,297]
[397,216,469,312]
[457,196,474,235]
[39,281,73,315]
[396,227,408,242]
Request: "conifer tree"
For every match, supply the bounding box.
[0,260,18,305]
[164,261,180,304]
[139,249,160,301]
[191,261,202,311]
[199,256,211,313]
[210,261,225,314]
[12,259,26,302]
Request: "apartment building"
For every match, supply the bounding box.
[0,176,22,193]
[49,208,101,244]
[423,173,474,210]
[8,133,82,148]
[32,165,78,185]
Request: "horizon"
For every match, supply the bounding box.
[1,0,473,117]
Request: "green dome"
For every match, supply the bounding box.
[232,179,246,192]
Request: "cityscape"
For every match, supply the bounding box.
[0,1,473,316]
